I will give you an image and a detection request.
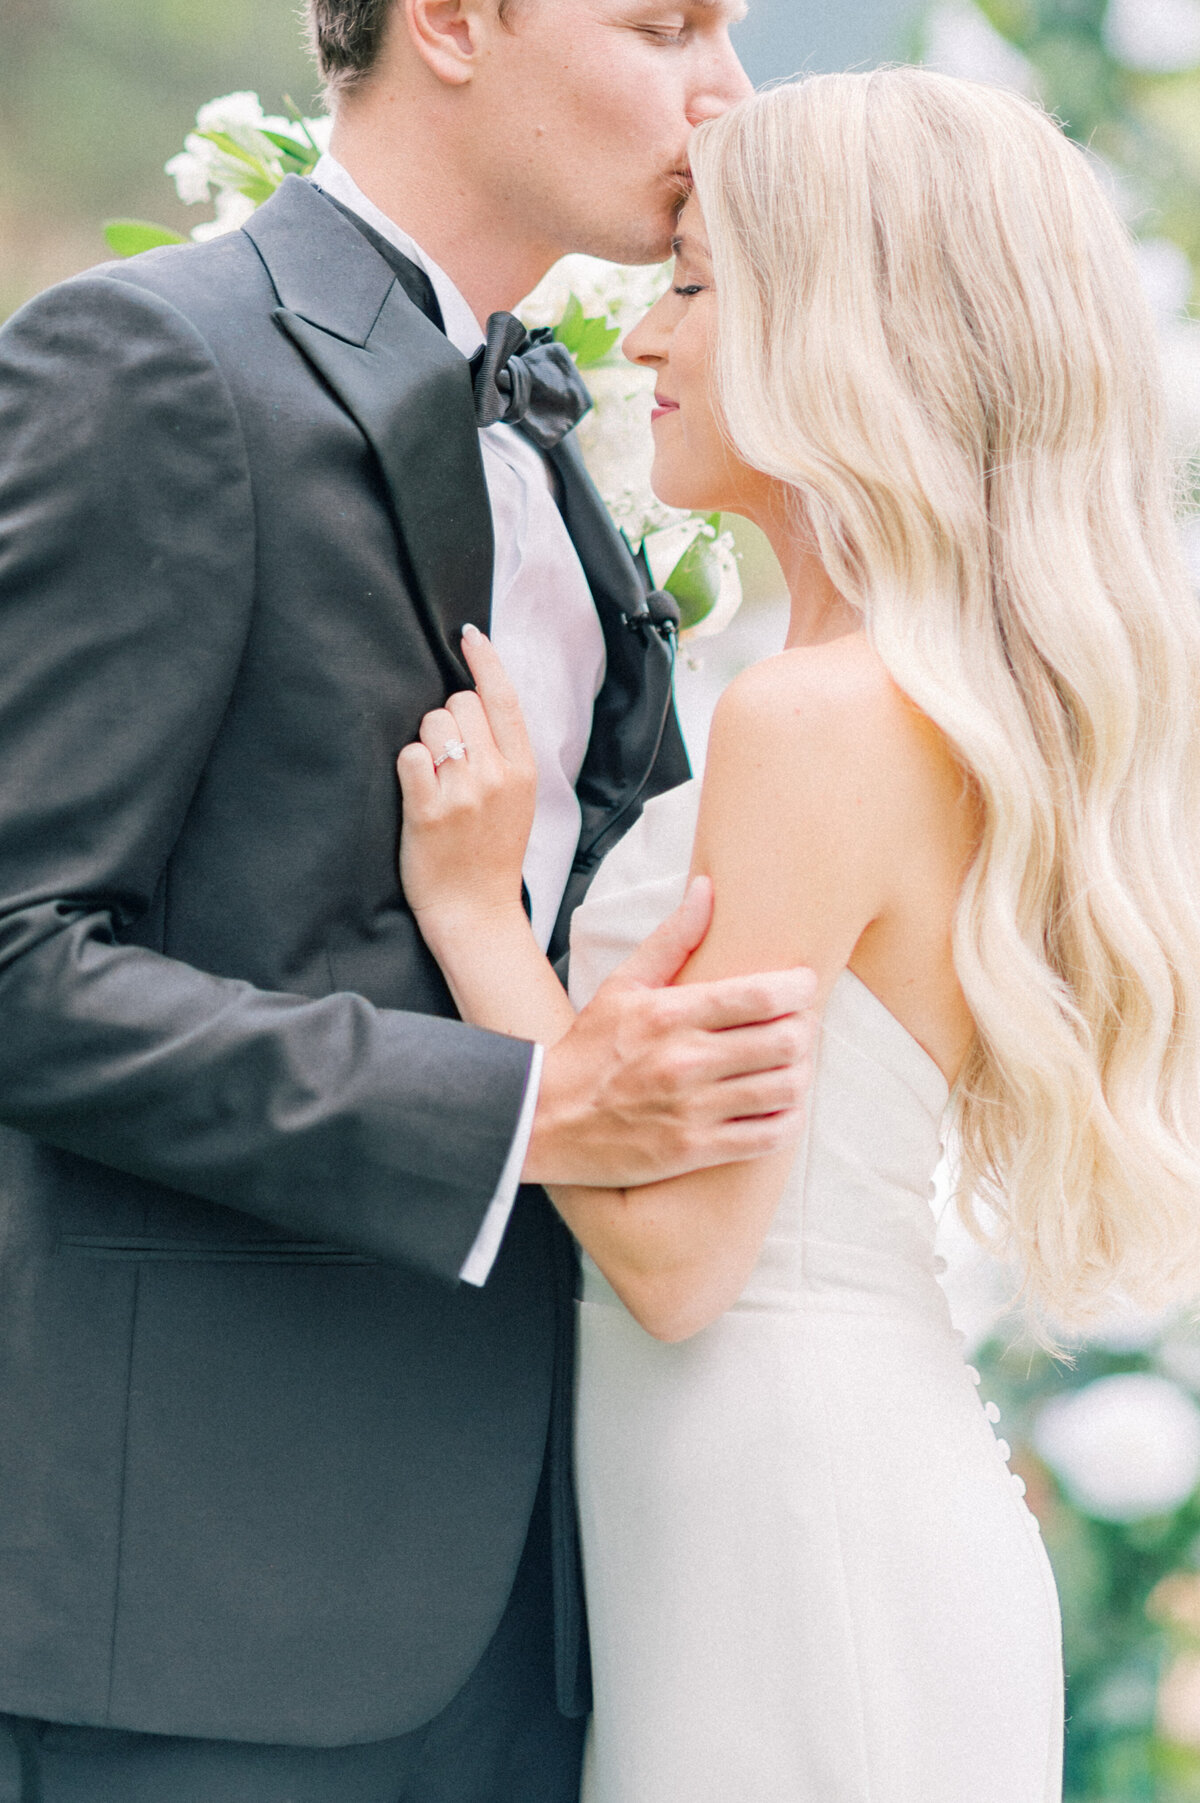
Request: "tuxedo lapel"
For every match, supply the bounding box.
[543,434,686,958]
[244,178,491,689]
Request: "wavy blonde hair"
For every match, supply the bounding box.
[689,69,1200,1326]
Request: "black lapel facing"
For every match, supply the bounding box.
[243,177,491,688]
[544,434,688,958]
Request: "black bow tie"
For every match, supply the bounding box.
[470,312,592,450]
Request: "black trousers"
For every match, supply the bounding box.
[0,1478,585,1803]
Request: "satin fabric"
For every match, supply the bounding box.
[569,780,1064,1802]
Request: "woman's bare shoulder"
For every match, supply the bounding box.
[709,632,926,778]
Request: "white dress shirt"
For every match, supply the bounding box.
[311,158,607,1284]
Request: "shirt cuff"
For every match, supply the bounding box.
[458,1042,544,1287]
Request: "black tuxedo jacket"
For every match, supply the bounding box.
[0,176,687,1745]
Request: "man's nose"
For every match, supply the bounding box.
[686,40,754,124]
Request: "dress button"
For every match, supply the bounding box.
[996,1438,1012,1463]
[966,1366,982,1386]
[985,1401,1001,1423]
[1012,1475,1027,1497]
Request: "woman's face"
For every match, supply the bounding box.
[624,195,776,521]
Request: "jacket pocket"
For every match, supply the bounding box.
[57,1235,378,1265]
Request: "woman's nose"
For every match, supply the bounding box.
[623,298,671,370]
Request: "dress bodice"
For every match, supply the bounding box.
[570,783,1063,1803]
[568,779,952,1324]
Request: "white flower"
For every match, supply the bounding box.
[520,257,680,547]
[573,362,686,545]
[165,92,331,217]
[189,189,257,243]
[195,90,279,144]
[519,255,668,337]
[164,146,214,208]
[1033,1372,1200,1521]
[1104,0,1200,74]
[922,2,1037,92]
[643,517,709,588]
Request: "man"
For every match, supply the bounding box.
[0,2,814,1797]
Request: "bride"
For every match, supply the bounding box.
[396,69,1200,1803]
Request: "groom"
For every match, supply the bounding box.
[0,2,811,1798]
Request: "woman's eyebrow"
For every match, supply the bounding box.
[670,233,711,261]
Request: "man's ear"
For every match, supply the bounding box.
[404,0,491,86]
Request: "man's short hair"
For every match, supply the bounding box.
[307,0,519,100]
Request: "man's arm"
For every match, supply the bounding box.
[0,272,533,1282]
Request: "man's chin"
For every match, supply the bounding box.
[574,222,675,268]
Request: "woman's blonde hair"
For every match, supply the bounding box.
[689,69,1200,1326]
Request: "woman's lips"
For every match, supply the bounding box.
[651,397,680,423]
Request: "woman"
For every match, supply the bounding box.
[396,71,1200,1801]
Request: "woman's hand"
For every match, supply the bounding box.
[397,625,538,950]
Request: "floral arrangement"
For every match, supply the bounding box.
[104,92,741,639]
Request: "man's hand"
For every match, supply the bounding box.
[522,877,818,1189]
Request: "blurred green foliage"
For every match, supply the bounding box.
[979,1327,1200,1801]
[0,0,314,319]
[973,0,1200,303]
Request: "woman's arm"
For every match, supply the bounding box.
[551,641,905,1339]
[399,629,877,1337]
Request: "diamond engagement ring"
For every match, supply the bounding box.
[433,739,469,770]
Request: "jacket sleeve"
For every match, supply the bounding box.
[0,271,534,1283]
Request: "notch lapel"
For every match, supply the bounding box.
[244,178,491,689]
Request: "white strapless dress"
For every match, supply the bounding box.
[568,779,1063,1803]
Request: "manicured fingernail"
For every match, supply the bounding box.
[462,623,482,642]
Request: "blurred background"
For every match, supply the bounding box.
[3,1,1200,1797]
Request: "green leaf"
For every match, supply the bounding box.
[103,219,187,257]
[283,97,326,161]
[553,293,621,370]
[663,514,723,630]
[259,129,320,175]
[193,132,280,204]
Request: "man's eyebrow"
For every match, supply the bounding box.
[690,0,750,18]
[640,0,750,16]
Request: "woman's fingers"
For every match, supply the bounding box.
[418,704,485,770]
[396,741,439,815]
[460,626,534,766]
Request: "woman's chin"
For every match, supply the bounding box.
[649,463,724,517]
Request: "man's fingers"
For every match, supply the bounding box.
[698,1013,818,1081]
[613,877,714,992]
[670,967,819,1033]
[708,1064,814,1120]
[705,1110,809,1164]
